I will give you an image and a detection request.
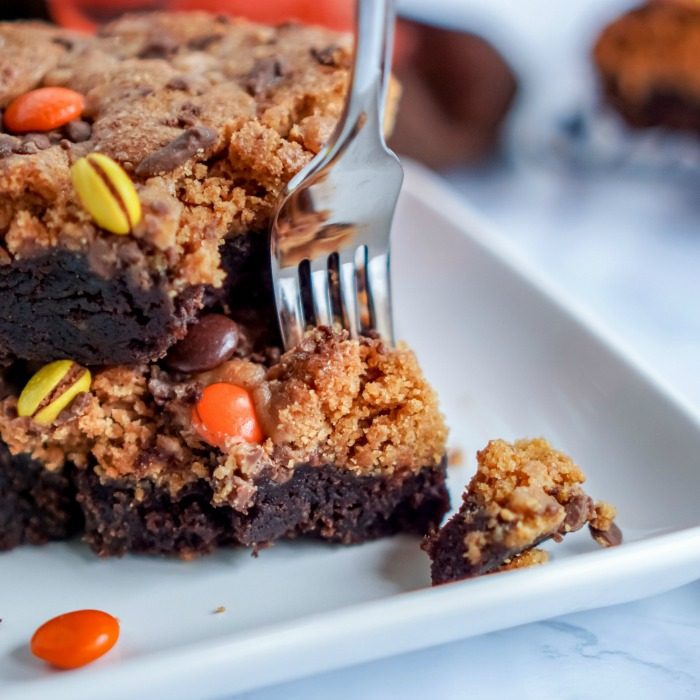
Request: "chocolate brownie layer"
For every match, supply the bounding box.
[0,247,205,366]
[0,227,271,367]
[0,15,398,365]
[593,1,700,133]
[76,461,449,557]
[0,443,81,550]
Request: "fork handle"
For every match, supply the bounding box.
[328,0,396,159]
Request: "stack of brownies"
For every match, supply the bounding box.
[0,12,450,557]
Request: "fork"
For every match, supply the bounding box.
[269,0,403,350]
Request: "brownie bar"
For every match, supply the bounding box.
[0,328,450,557]
[76,461,449,557]
[593,1,700,133]
[0,442,81,550]
[0,15,381,365]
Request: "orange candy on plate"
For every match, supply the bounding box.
[30,609,120,670]
[192,383,264,448]
[4,87,85,134]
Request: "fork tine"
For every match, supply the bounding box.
[366,247,394,344]
[309,256,334,328]
[337,248,359,338]
[274,265,306,350]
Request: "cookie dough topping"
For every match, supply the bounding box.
[17,360,92,426]
[71,153,142,235]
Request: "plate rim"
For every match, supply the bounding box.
[5,161,700,699]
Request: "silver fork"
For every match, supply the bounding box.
[269,0,403,350]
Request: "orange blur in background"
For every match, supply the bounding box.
[47,0,417,65]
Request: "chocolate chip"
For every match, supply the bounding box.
[245,58,286,96]
[22,133,51,150]
[0,135,19,158]
[64,119,92,143]
[311,45,343,67]
[561,493,594,533]
[138,36,179,59]
[187,34,223,51]
[589,522,623,548]
[52,36,74,50]
[165,314,240,373]
[166,76,193,91]
[135,125,218,178]
[14,141,38,155]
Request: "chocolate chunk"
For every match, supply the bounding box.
[14,141,38,155]
[51,36,74,50]
[311,45,344,68]
[187,34,223,51]
[0,135,19,158]
[165,314,240,373]
[166,76,193,91]
[64,119,92,143]
[138,35,179,59]
[590,521,623,548]
[562,492,594,533]
[22,133,51,150]
[246,58,286,96]
[135,126,217,178]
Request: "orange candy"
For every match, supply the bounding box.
[170,0,354,30]
[192,383,263,448]
[4,87,85,134]
[30,609,120,670]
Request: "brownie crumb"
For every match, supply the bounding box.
[425,438,620,584]
[497,548,549,572]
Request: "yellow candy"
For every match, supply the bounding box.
[71,152,142,235]
[17,360,92,426]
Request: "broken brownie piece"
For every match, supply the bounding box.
[424,438,620,585]
[593,1,700,134]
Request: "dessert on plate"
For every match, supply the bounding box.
[0,12,450,557]
[593,0,700,134]
[424,438,621,585]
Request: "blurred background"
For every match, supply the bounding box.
[3,0,698,410]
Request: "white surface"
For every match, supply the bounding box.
[3,164,700,700]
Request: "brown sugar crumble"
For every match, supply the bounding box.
[425,438,621,585]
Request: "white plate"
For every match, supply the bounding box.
[2,162,700,700]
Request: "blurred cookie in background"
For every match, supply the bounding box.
[593,0,700,135]
[390,19,518,169]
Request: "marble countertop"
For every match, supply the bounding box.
[234,0,700,697]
